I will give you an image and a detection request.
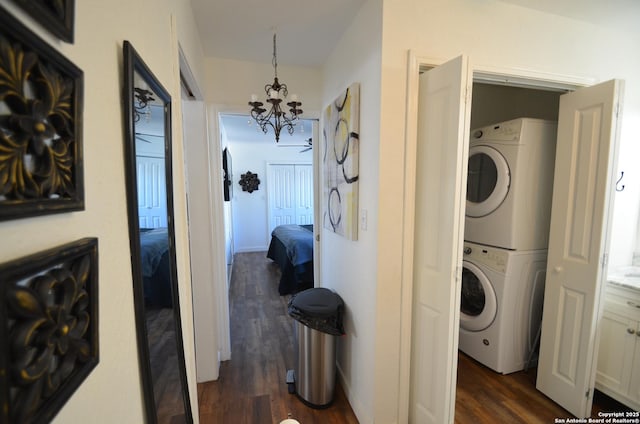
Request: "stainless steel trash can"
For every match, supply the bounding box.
[294,320,337,407]
[287,288,344,408]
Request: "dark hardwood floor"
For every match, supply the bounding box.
[146,307,188,423]
[456,350,634,423]
[197,252,359,424]
[197,252,633,423]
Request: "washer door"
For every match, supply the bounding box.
[466,145,510,217]
[460,261,498,332]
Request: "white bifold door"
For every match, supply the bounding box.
[535,79,622,418]
[137,155,167,228]
[267,163,314,235]
[411,55,472,424]
[410,52,622,422]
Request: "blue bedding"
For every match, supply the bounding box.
[271,224,313,266]
[140,227,169,278]
[267,224,314,295]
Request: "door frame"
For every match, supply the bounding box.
[211,107,322,366]
[398,50,598,422]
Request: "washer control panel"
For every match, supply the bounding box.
[471,118,522,143]
[463,242,508,273]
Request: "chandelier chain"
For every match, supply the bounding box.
[272,33,278,78]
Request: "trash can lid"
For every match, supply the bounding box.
[288,287,345,335]
[290,287,343,318]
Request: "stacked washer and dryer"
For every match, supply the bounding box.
[459,118,557,374]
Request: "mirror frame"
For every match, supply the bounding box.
[122,40,193,423]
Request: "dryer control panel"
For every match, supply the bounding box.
[463,242,508,274]
[471,118,523,142]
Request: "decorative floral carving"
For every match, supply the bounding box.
[0,238,98,423]
[239,171,260,193]
[7,0,75,43]
[0,9,83,220]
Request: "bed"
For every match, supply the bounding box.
[140,227,173,307]
[267,224,314,295]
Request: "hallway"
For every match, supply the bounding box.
[196,252,359,423]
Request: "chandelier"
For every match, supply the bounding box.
[248,33,303,142]
[133,87,155,123]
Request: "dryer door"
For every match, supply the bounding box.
[460,260,498,331]
[466,145,510,217]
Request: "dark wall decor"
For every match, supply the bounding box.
[222,147,232,201]
[239,171,260,193]
[122,41,193,424]
[8,0,75,43]
[0,8,84,221]
[0,238,99,424]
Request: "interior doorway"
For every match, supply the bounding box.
[403,53,623,423]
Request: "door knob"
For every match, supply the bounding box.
[554,266,564,273]
[627,328,636,335]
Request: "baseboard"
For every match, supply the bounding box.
[234,246,268,253]
[336,363,373,424]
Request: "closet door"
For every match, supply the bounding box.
[410,55,471,424]
[268,163,313,235]
[137,155,167,228]
[536,80,622,417]
[268,164,296,230]
[295,164,314,225]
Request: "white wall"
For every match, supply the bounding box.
[374,0,640,422]
[320,1,383,422]
[227,137,312,252]
[0,0,206,422]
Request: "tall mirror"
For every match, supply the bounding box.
[122,41,193,424]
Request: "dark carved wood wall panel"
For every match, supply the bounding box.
[0,8,84,221]
[0,238,98,424]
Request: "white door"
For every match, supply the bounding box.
[536,80,622,417]
[295,164,314,224]
[137,155,167,228]
[268,164,296,230]
[267,163,314,234]
[410,55,471,424]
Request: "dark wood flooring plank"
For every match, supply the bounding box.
[455,352,634,423]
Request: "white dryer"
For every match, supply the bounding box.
[458,241,547,374]
[465,118,557,250]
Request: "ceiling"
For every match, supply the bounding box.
[190,0,639,69]
[190,0,367,67]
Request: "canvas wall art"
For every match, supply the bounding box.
[323,83,360,240]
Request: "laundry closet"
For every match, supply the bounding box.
[458,81,637,411]
[458,81,561,376]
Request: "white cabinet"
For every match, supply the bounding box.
[595,283,640,410]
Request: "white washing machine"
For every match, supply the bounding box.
[458,241,547,374]
[465,118,557,251]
